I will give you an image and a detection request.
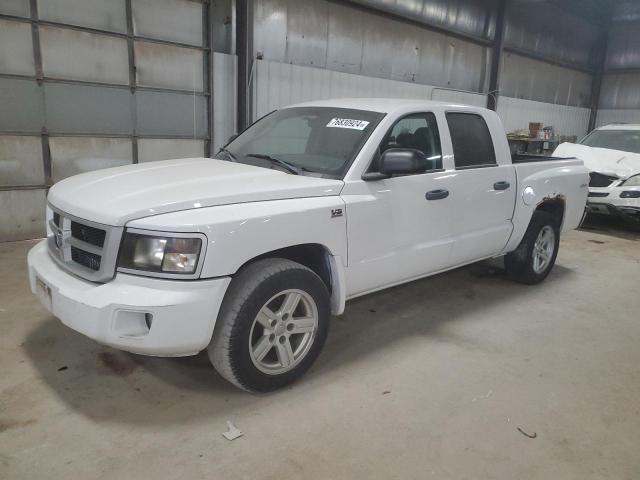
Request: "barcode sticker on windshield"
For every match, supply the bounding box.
[326,118,370,130]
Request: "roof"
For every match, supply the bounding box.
[285,98,481,114]
[597,124,640,131]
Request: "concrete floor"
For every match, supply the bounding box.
[1,221,639,479]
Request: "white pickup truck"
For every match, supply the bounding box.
[28,99,588,392]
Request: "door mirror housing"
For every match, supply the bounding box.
[380,148,427,175]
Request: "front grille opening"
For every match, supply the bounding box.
[589,172,617,188]
[71,221,106,248]
[71,246,101,271]
[588,192,609,197]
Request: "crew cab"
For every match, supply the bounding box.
[554,124,640,227]
[28,99,589,392]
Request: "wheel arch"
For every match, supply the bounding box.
[535,195,566,229]
[234,243,347,316]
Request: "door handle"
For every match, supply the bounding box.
[425,189,449,200]
[493,181,510,190]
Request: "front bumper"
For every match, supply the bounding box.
[587,187,640,221]
[27,240,231,356]
[586,202,640,219]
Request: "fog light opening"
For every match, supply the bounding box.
[145,313,153,331]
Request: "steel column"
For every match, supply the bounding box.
[487,0,506,111]
[587,28,609,132]
[236,0,253,131]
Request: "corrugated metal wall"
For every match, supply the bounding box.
[253,0,492,93]
[596,1,640,126]
[253,58,487,119]
[252,0,594,137]
[0,0,238,242]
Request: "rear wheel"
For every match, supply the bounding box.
[505,211,560,285]
[208,258,330,392]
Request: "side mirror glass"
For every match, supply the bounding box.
[379,148,427,176]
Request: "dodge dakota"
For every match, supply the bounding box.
[28,99,589,392]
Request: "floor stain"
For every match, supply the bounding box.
[98,351,137,377]
[0,418,35,433]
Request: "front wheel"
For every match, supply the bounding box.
[505,211,560,285]
[208,258,330,392]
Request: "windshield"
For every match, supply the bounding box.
[216,107,385,178]
[580,129,640,154]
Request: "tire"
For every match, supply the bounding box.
[208,258,330,392]
[505,211,560,285]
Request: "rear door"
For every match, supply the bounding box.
[443,111,516,264]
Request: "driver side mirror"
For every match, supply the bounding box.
[362,148,427,180]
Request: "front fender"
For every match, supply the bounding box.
[126,197,348,279]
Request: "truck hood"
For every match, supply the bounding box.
[48,158,344,226]
[553,142,640,179]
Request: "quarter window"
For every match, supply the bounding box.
[446,113,497,168]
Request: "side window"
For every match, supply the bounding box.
[369,112,442,173]
[446,113,497,168]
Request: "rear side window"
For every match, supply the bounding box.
[446,113,497,168]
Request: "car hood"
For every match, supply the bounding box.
[553,142,640,179]
[48,158,344,226]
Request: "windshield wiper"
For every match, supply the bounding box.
[246,153,301,175]
[217,147,238,162]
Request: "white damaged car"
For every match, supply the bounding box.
[554,124,640,227]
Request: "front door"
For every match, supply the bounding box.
[341,112,455,297]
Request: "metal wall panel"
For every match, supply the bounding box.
[599,73,640,110]
[497,96,590,138]
[49,136,132,182]
[131,0,203,46]
[0,78,44,133]
[0,189,46,241]
[595,109,640,127]
[134,41,204,91]
[254,0,490,93]
[347,0,496,39]
[135,91,207,137]
[44,83,133,134]
[612,1,640,22]
[505,2,599,68]
[606,22,640,70]
[0,0,30,17]
[0,19,35,76]
[37,0,127,33]
[253,58,433,119]
[138,138,204,162]
[39,26,130,84]
[285,0,329,68]
[212,52,237,150]
[0,135,44,186]
[500,53,592,107]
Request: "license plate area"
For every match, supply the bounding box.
[35,276,52,310]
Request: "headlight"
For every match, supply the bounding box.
[622,174,640,186]
[118,232,203,275]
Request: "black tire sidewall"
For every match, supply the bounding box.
[506,211,560,284]
[226,266,330,392]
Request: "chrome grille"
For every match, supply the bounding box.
[47,206,123,282]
